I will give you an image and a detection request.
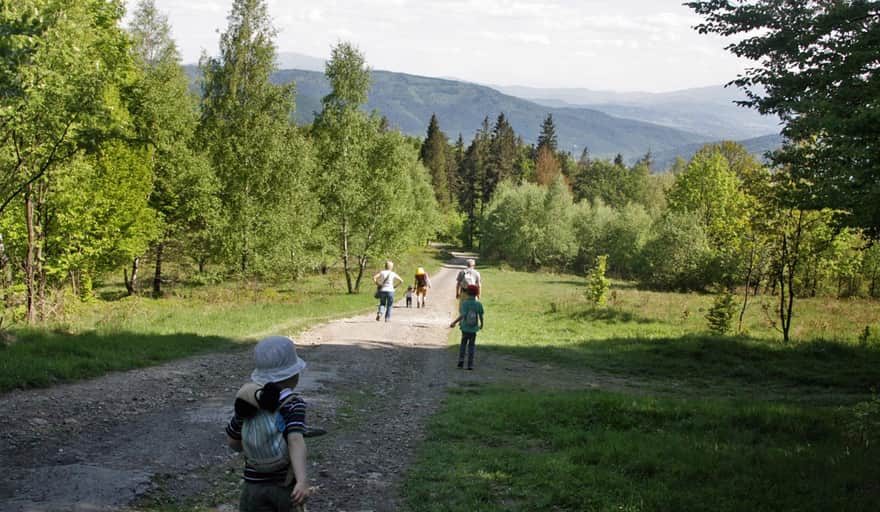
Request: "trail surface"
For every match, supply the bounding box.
[0,255,469,512]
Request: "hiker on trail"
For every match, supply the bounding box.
[373,260,403,322]
[405,286,414,308]
[414,267,431,308]
[450,284,484,370]
[226,335,310,511]
[455,259,482,302]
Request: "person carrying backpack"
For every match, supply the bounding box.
[450,284,484,370]
[455,259,482,303]
[413,267,431,308]
[226,336,310,511]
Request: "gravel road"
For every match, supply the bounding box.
[0,255,470,512]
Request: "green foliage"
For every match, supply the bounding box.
[584,255,610,306]
[844,395,880,449]
[0,0,135,214]
[313,42,439,292]
[706,290,737,335]
[198,0,316,274]
[480,178,576,269]
[639,211,712,290]
[419,114,452,209]
[688,0,880,233]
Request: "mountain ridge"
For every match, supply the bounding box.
[184,61,781,166]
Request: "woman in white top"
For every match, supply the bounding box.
[372,260,403,322]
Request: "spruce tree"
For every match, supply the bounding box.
[537,113,558,153]
[487,113,517,195]
[419,114,452,209]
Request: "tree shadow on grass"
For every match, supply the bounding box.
[490,333,880,401]
[544,279,587,287]
[565,307,657,325]
[96,289,130,302]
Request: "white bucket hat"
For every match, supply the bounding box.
[251,335,307,385]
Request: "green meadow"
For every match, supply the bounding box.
[402,265,880,511]
[0,246,446,392]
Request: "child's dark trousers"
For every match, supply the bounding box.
[458,332,476,369]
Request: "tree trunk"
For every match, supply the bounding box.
[738,243,756,333]
[36,180,47,321]
[153,242,164,298]
[24,184,36,324]
[69,270,78,297]
[341,219,354,293]
[354,254,368,293]
[125,256,140,295]
[778,210,804,343]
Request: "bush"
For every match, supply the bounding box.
[706,290,737,335]
[585,255,610,306]
[639,211,713,290]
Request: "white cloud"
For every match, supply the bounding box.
[479,30,551,45]
[143,0,751,91]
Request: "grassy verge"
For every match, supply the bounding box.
[476,267,880,397]
[405,386,879,512]
[406,265,880,511]
[0,245,447,393]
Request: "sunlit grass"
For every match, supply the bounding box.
[408,264,880,511]
[0,245,447,392]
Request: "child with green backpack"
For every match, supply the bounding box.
[226,336,310,511]
[450,284,484,370]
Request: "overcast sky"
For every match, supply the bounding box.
[133,0,748,93]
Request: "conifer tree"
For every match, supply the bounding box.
[537,113,558,153]
[487,113,517,194]
[458,120,491,248]
[419,114,452,209]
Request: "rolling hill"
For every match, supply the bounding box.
[272,68,711,159]
[495,84,782,141]
[186,61,781,163]
[649,133,785,171]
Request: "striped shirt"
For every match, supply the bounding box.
[226,389,307,483]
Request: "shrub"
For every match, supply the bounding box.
[706,291,737,335]
[585,255,610,306]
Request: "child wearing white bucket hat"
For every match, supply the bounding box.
[226,336,310,511]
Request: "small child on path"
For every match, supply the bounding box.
[226,336,310,512]
[405,286,414,308]
[450,285,484,370]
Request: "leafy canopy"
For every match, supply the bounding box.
[687,0,880,233]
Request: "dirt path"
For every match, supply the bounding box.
[0,255,470,512]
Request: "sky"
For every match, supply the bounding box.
[131,0,749,93]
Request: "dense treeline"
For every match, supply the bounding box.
[2,0,876,343]
[0,0,438,324]
[425,99,878,343]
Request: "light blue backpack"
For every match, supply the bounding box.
[236,383,296,473]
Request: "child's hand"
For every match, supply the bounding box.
[291,481,309,504]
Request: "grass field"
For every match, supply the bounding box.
[0,245,446,392]
[402,265,880,511]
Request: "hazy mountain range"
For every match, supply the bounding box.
[189,52,783,169]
